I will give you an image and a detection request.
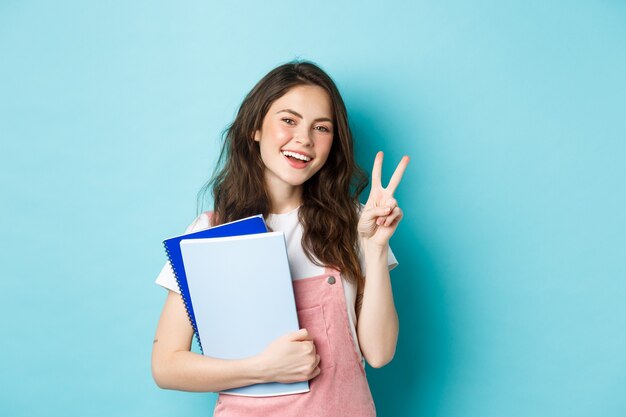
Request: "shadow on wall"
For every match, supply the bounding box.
[350,95,454,416]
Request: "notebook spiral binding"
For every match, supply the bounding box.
[163,242,204,354]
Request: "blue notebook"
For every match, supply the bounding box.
[163,214,268,352]
[180,232,308,397]
[163,214,309,397]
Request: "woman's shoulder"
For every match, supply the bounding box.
[184,211,214,233]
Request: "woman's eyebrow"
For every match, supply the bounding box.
[276,108,333,123]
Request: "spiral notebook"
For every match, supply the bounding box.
[163,215,309,397]
[163,214,268,350]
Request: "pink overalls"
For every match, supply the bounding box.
[212,266,377,417]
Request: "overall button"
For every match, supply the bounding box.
[327,276,336,285]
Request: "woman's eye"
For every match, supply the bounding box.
[315,125,330,133]
[282,118,295,125]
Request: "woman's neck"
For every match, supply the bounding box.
[266,178,303,214]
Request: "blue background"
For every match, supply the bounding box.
[1,1,625,416]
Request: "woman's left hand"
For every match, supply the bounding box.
[358,151,409,248]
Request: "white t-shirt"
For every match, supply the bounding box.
[154,207,398,363]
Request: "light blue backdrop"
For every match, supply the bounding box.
[1,1,625,416]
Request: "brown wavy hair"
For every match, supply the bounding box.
[198,60,369,316]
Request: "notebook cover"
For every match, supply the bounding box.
[163,214,268,352]
[180,232,308,397]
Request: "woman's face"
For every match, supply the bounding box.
[254,84,334,193]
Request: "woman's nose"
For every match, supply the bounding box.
[294,130,312,147]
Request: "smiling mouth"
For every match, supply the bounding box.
[281,150,312,162]
[281,150,313,169]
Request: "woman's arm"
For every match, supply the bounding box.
[151,290,320,392]
[356,151,409,368]
[356,241,399,368]
[151,290,266,392]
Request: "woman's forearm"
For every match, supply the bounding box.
[356,241,399,368]
[151,290,269,393]
[152,349,266,392]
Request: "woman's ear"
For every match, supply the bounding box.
[253,130,261,142]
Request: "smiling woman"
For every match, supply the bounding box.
[152,60,408,417]
[253,84,335,206]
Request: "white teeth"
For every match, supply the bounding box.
[282,151,311,162]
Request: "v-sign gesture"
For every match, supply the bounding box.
[358,151,410,248]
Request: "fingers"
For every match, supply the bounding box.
[290,328,313,341]
[311,355,321,379]
[387,155,410,195]
[377,205,402,227]
[382,206,403,227]
[370,152,409,195]
[309,365,321,380]
[371,151,383,188]
[371,204,393,219]
[306,354,321,380]
[304,346,320,380]
[372,198,397,225]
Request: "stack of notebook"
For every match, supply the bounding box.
[163,214,308,397]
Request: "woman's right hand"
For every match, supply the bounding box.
[256,328,321,383]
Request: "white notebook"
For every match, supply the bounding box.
[179,231,309,397]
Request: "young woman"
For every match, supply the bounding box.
[152,60,409,416]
